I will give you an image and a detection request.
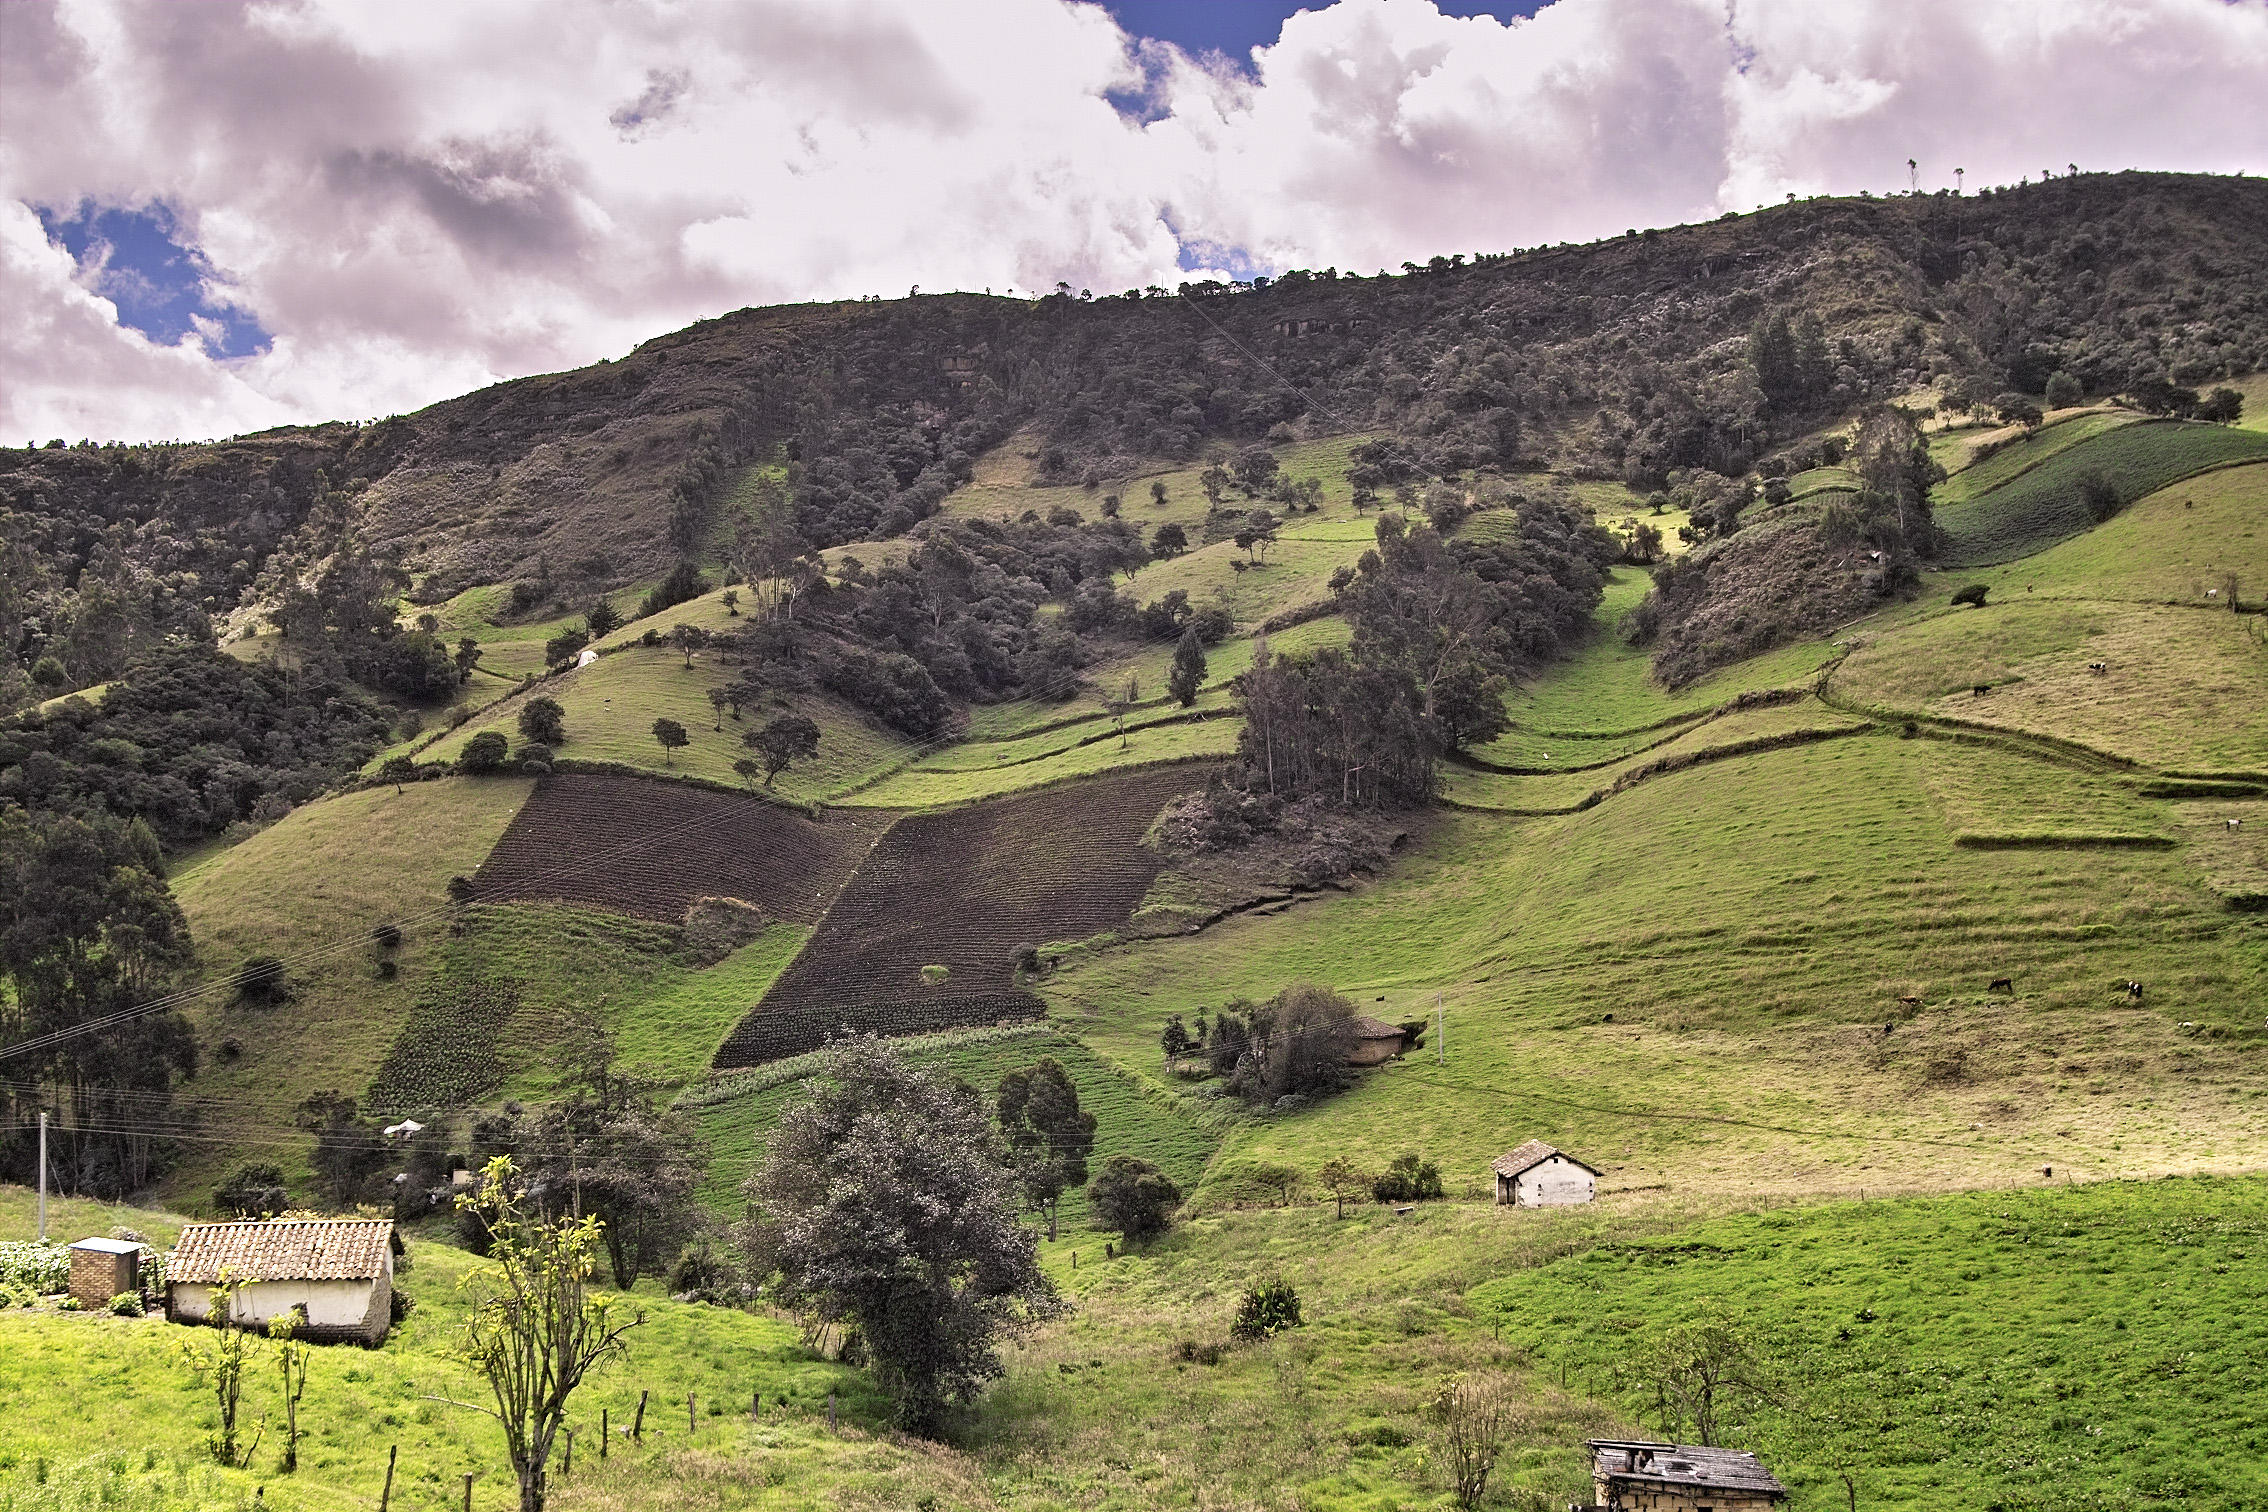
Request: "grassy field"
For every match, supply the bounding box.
[417,638,920,802]
[1127,514,1377,630]
[1930,409,2142,508]
[169,778,535,1199]
[1047,729,2268,1212]
[1833,599,2268,769]
[1935,419,2268,566]
[935,434,1377,541]
[1949,458,2267,607]
[839,716,1235,808]
[1474,1175,2268,1509]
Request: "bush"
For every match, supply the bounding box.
[2078,468,2123,523]
[372,921,403,950]
[456,729,510,774]
[1950,583,1989,608]
[390,1289,418,1323]
[108,1292,144,1317]
[1173,1339,1228,1365]
[1231,1275,1303,1339]
[233,955,290,1005]
[0,1281,33,1309]
[213,1162,289,1218]
[517,696,566,746]
[1371,1152,1444,1203]
[1090,1155,1181,1239]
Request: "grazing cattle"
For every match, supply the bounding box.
[2230,819,2244,833]
[1989,976,2015,993]
[2088,661,2107,675]
[2124,980,2145,1001]
[1883,1022,1895,1035]
[2042,1165,2053,1178]
[1973,684,1991,697]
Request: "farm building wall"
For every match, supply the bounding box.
[1345,1036,1403,1067]
[67,1247,139,1309]
[167,1266,393,1345]
[1594,1485,1781,1512]
[1506,1155,1595,1207]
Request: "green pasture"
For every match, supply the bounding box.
[1935,419,2268,566]
[1786,465,1857,500]
[1443,696,1869,812]
[689,1028,1220,1222]
[1126,515,1376,631]
[1475,1175,2268,1509]
[416,639,919,802]
[1832,598,2268,769]
[1952,458,2266,606]
[2218,370,2268,433]
[169,777,535,1200]
[839,715,1236,808]
[1048,731,2268,1209]
[0,1220,893,1512]
[1483,569,1840,749]
[1931,409,2141,508]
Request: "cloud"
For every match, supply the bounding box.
[1,0,2262,442]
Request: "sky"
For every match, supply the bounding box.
[3,0,2265,445]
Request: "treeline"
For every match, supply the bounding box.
[1223,492,1619,811]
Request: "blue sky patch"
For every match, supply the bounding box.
[1103,0,1552,72]
[37,201,270,359]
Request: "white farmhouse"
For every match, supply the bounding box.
[165,1218,397,1345]
[1492,1140,1599,1207]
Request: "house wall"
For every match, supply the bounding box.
[1596,1482,1779,1512]
[167,1253,394,1344]
[1513,1155,1595,1207]
[1345,1037,1403,1067]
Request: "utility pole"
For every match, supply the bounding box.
[37,1111,48,1241]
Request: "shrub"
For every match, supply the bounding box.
[1173,1339,1228,1365]
[233,955,290,1005]
[0,1242,69,1293]
[212,1162,289,1218]
[1950,583,1989,608]
[0,1281,32,1309]
[1231,1275,1303,1339]
[1090,1155,1181,1239]
[2078,468,2123,523]
[457,729,510,773]
[59,1294,83,1311]
[1371,1152,1444,1203]
[372,922,403,950]
[518,696,566,746]
[543,626,590,667]
[108,1292,144,1317]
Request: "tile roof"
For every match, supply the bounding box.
[1589,1441,1787,1497]
[166,1219,394,1285]
[1349,1015,1407,1040]
[1491,1139,1601,1178]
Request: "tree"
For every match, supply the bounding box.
[670,622,708,668]
[518,696,566,747]
[1150,480,1168,507]
[1151,521,1188,558]
[459,729,510,774]
[732,757,763,791]
[381,755,417,794]
[1089,1154,1180,1239]
[1435,1375,1519,1509]
[746,713,821,786]
[996,1058,1097,1241]
[1243,508,1279,563]
[455,636,483,683]
[2198,386,2245,424]
[650,718,689,763]
[296,1090,389,1207]
[1631,1309,1778,1447]
[269,1306,312,1473]
[707,686,729,729]
[1168,627,1208,708]
[213,1163,290,1218]
[584,599,621,639]
[722,588,740,616]
[1316,1156,1367,1218]
[449,1158,644,1512]
[543,627,589,668]
[1160,1014,1192,1062]
[2044,371,2083,409]
[177,1272,259,1466]
[746,1039,1058,1433]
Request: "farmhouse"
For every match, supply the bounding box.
[67,1236,145,1310]
[1345,1015,1410,1066]
[1586,1440,1787,1511]
[1492,1140,1599,1206]
[165,1218,398,1345]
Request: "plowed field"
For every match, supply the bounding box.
[470,773,888,924]
[714,766,1210,1066]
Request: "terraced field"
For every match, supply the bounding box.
[1953,459,2267,606]
[1936,419,2268,565]
[715,765,1210,1066]
[471,770,888,922]
[1930,409,2140,508]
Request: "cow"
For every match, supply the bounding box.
[1989,976,2015,993]
[1973,684,1992,697]
[2230,819,2244,833]
[2088,661,2107,675]
[1897,995,1923,1007]
[1883,1022,1896,1035]
[2124,980,2145,1002]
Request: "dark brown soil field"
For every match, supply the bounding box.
[469,772,888,924]
[713,766,1210,1066]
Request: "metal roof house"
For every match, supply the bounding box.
[1492,1140,1599,1206]
[1586,1440,1787,1512]
[165,1218,397,1345]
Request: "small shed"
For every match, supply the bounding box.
[1345,1016,1409,1066]
[1492,1140,1599,1206]
[1587,1440,1787,1511]
[165,1218,396,1346]
[67,1237,144,1309]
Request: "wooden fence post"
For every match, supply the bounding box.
[633,1389,648,1441]
[689,1391,696,1434]
[461,1472,473,1512]
[751,1390,760,1420]
[827,1390,837,1432]
[379,1445,397,1512]
[600,1407,608,1458]
[563,1428,572,1475]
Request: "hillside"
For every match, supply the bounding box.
[4,174,2267,1512]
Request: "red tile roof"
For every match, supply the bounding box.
[166,1220,393,1284]
[1491,1140,1599,1178]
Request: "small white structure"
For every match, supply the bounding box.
[1492,1140,1599,1207]
[165,1219,396,1345]
[576,647,600,668]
